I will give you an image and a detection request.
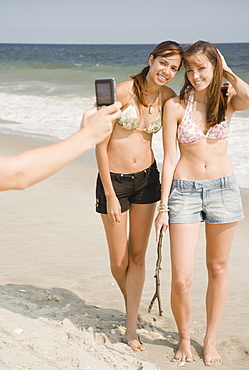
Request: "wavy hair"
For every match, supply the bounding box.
[131,41,183,107]
[180,40,230,126]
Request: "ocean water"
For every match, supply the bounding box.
[0,43,249,187]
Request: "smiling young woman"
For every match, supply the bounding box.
[155,40,249,366]
[95,41,183,352]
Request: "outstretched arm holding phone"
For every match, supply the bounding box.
[0,102,121,191]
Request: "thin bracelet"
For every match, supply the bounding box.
[157,203,169,212]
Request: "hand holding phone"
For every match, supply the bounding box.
[95,77,116,109]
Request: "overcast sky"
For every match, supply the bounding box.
[0,0,248,44]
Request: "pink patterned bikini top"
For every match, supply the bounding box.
[177,89,230,144]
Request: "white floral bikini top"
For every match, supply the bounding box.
[177,89,230,143]
[116,100,162,134]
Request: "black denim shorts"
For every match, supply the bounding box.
[95,161,161,214]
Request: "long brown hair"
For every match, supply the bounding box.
[180,40,230,127]
[131,41,183,107]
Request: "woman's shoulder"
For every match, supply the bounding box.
[172,89,192,109]
[164,94,181,107]
[160,85,177,104]
[116,80,134,107]
[163,95,185,120]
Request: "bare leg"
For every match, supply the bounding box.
[204,222,237,366]
[169,223,201,362]
[101,203,156,351]
[101,211,129,302]
[123,202,156,350]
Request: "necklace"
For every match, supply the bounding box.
[149,104,154,114]
[142,92,161,126]
[147,91,160,114]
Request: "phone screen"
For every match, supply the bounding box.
[96,82,112,105]
[95,78,116,107]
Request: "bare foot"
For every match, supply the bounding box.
[204,340,222,366]
[173,338,193,363]
[123,335,146,352]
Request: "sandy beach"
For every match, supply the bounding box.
[0,132,248,370]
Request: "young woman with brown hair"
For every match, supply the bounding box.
[95,41,183,351]
[155,40,249,366]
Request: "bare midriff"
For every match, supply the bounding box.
[107,125,155,173]
[174,139,233,180]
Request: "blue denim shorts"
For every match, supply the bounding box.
[168,174,244,224]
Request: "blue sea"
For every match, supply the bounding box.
[0,43,249,187]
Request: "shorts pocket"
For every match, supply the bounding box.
[147,168,160,187]
[221,183,242,213]
[168,187,185,216]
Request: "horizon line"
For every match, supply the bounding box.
[0,41,249,46]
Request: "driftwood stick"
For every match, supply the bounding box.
[148,231,163,316]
